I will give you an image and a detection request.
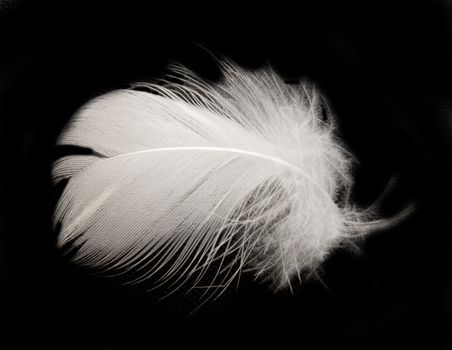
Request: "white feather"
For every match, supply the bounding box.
[52,61,398,292]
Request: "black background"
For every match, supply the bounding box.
[1,1,452,349]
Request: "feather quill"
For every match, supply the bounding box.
[52,61,399,292]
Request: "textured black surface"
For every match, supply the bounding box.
[1,1,452,349]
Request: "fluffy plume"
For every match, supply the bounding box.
[52,61,398,293]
